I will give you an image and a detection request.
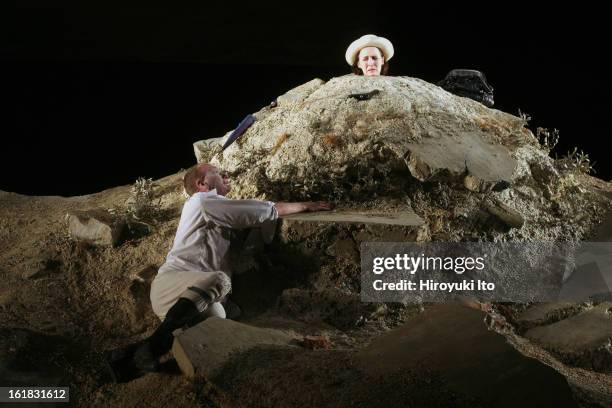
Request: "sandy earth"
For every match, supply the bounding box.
[0,171,610,407]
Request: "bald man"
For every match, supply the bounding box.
[106,163,332,381]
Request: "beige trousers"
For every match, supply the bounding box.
[150,270,231,320]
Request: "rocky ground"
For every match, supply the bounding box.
[2,75,612,407]
[0,170,610,407]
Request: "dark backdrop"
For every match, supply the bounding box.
[3,3,610,196]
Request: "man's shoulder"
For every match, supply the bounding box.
[189,191,227,203]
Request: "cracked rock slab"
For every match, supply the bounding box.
[356,304,577,407]
[172,317,297,378]
[525,302,612,356]
[517,303,581,326]
[405,130,517,190]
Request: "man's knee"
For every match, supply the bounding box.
[201,302,226,319]
[179,272,231,313]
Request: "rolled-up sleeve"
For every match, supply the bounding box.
[201,198,278,229]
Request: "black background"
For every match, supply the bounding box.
[3,3,610,196]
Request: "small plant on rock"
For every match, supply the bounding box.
[536,127,560,153]
[556,147,596,175]
[517,109,531,126]
[125,177,162,223]
[107,177,162,236]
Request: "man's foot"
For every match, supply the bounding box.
[104,342,143,383]
[133,341,161,373]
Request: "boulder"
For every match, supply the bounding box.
[66,209,125,247]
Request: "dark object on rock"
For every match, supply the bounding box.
[222,114,256,151]
[348,89,381,101]
[438,69,494,107]
[492,180,511,192]
[301,335,332,350]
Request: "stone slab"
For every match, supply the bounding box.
[525,302,612,352]
[356,304,577,407]
[517,303,578,325]
[172,317,296,378]
[405,130,517,188]
[281,210,424,227]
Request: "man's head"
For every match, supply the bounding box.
[183,163,231,196]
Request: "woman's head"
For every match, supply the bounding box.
[351,47,389,76]
[346,34,394,76]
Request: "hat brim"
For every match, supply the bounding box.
[345,36,394,66]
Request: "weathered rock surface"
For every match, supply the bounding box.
[275,209,429,296]
[2,73,612,407]
[516,302,584,330]
[490,302,612,407]
[66,209,125,247]
[524,302,612,372]
[192,75,612,404]
[193,136,222,164]
[206,75,529,201]
[281,209,424,227]
[357,304,578,407]
[275,78,325,107]
[483,198,525,229]
[194,75,610,247]
[172,317,297,378]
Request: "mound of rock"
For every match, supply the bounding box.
[193,75,612,404]
[196,75,609,242]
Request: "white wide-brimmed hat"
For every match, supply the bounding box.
[345,34,394,66]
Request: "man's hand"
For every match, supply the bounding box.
[275,201,334,216]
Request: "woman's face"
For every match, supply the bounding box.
[357,47,385,76]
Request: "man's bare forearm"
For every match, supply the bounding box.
[274,201,332,216]
[274,202,307,216]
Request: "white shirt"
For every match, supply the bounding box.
[158,190,278,277]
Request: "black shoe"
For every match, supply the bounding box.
[104,342,143,383]
[133,341,161,373]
